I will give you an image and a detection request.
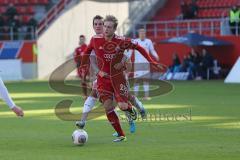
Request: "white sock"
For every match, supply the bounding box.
[143,82,149,97]
[134,96,143,110]
[0,78,15,109]
[134,83,139,96]
[82,96,96,113]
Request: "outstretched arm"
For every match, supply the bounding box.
[0,78,24,117]
[135,44,159,65]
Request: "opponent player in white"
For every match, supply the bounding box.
[76,15,146,134]
[0,77,24,117]
[130,28,159,100]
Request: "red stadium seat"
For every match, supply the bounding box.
[0,7,5,14]
[18,0,29,5]
[22,15,31,24]
[26,6,35,14]
[0,0,8,5]
[39,0,49,5]
[16,6,26,14]
[29,0,39,5]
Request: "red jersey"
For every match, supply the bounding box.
[81,34,158,77]
[74,44,87,64]
[74,43,89,79]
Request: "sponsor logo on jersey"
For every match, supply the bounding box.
[103,54,116,61]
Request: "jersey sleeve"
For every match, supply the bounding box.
[128,38,159,65]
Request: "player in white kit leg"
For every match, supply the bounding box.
[131,28,159,100]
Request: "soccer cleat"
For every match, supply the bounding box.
[75,120,86,129]
[129,120,136,133]
[113,136,127,142]
[125,107,137,121]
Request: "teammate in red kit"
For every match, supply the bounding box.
[74,35,89,98]
[81,15,161,142]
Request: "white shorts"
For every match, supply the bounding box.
[134,63,150,79]
[134,71,150,78]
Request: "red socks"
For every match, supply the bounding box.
[106,109,125,137]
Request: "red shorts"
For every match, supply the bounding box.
[97,73,129,103]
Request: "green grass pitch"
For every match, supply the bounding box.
[0,80,239,160]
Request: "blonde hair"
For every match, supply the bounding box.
[104,15,118,29]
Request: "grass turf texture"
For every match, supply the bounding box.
[0,80,239,160]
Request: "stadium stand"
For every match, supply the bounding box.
[128,0,240,39]
[122,0,240,80]
[0,0,51,41]
[37,0,73,36]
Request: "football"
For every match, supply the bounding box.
[72,129,88,146]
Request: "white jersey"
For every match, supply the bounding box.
[133,38,158,63]
[128,38,158,78]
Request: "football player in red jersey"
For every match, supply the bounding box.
[76,15,146,136]
[80,15,161,142]
[74,35,88,98]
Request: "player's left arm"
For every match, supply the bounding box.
[119,38,158,65]
[134,44,158,65]
[131,41,163,70]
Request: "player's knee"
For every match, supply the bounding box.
[118,102,128,110]
[103,99,114,111]
[128,93,135,102]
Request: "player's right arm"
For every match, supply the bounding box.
[129,39,163,70]
[0,77,24,117]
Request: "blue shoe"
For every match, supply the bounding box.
[129,120,136,133]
